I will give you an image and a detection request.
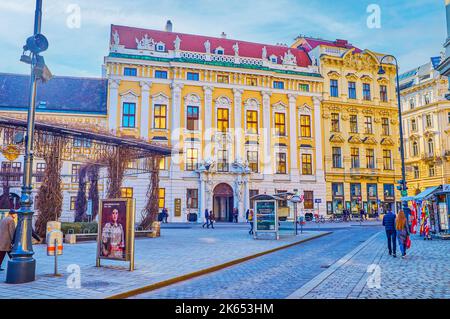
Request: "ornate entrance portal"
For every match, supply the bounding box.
[213,183,234,222]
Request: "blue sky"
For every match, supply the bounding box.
[0,0,446,77]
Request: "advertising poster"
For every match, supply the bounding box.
[255,200,276,231]
[97,199,134,263]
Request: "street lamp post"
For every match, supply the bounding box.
[378,55,408,214]
[6,0,46,284]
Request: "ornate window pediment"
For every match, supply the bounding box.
[272,101,287,111]
[348,135,363,144]
[330,134,345,143]
[184,93,201,105]
[120,90,139,102]
[377,77,389,85]
[215,96,232,108]
[244,98,260,110]
[327,70,341,80]
[346,73,359,81]
[380,138,394,146]
[360,74,373,82]
[298,104,312,115]
[152,92,169,104]
[363,136,378,145]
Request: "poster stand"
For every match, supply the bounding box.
[96,198,136,271]
[253,199,279,240]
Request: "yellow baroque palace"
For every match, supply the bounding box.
[293,37,402,216]
[0,23,405,223]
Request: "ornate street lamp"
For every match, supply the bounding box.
[378,55,409,216]
[6,0,51,284]
[289,192,302,235]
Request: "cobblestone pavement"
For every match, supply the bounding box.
[290,232,450,299]
[0,224,325,299]
[133,227,381,299]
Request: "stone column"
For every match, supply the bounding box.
[140,81,152,140]
[243,175,250,218]
[313,96,325,181]
[108,79,121,132]
[288,94,299,178]
[262,91,273,175]
[233,88,244,162]
[199,173,207,223]
[170,83,184,174]
[203,86,214,161]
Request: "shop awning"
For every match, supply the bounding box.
[401,186,442,202]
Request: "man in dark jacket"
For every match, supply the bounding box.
[382,210,397,257]
[202,209,209,228]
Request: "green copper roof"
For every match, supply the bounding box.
[109,53,322,78]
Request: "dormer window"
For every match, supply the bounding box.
[270,55,278,64]
[156,42,165,52]
[215,47,225,55]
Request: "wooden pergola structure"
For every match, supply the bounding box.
[0,116,172,236]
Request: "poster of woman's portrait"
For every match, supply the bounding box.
[98,200,130,261]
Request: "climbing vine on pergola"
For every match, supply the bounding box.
[0,116,172,236]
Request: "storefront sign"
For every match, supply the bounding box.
[97,198,135,271]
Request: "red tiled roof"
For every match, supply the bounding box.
[111,25,312,67]
[298,37,362,54]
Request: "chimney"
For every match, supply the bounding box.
[221,32,227,39]
[165,20,173,32]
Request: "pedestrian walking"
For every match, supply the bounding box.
[208,210,215,229]
[233,208,239,223]
[382,208,397,257]
[359,208,365,222]
[246,209,254,235]
[163,208,169,223]
[202,209,210,228]
[0,210,16,271]
[396,211,410,258]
